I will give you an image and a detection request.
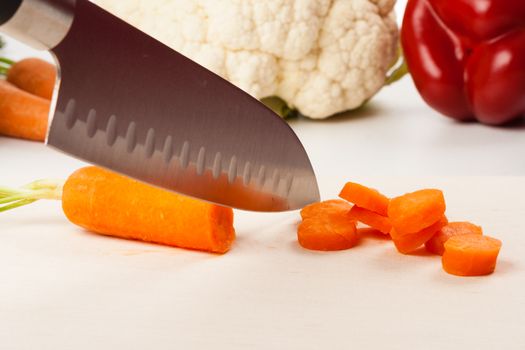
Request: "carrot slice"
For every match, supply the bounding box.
[388,189,446,233]
[442,234,502,276]
[426,221,483,255]
[300,199,351,220]
[391,216,448,254]
[347,205,391,234]
[298,210,358,251]
[339,182,389,216]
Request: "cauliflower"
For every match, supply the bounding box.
[94,0,398,119]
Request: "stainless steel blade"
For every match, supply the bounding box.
[45,0,319,211]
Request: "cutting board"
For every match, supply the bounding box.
[1,36,525,350]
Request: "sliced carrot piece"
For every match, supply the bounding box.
[347,205,391,234]
[339,182,389,216]
[442,234,502,276]
[391,216,448,254]
[300,199,351,220]
[388,189,446,233]
[426,221,483,255]
[298,212,358,251]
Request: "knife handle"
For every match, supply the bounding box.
[0,0,75,50]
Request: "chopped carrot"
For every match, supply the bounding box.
[0,80,49,141]
[298,218,358,251]
[442,234,502,276]
[388,189,446,233]
[426,221,483,255]
[6,58,56,100]
[347,205,391,234]
[298,202,358,251]
[0,166,235,254]
[390,216,448,254]
[300,199,351,220]
[339,181,389,215]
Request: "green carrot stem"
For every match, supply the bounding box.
[0,179,64,213]
[0,199,37,213]
[0,57,15,66]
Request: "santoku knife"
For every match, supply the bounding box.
[0,0,320,211]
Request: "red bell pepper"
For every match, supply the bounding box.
[401,0,525,125]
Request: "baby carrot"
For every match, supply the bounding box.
[442,234,502,276]
[0,80,49,141]
[390,216,448,254]
[300,199,351,220]
[339,181,389,216]
[347,205,392,234]
[425,221,483,255]
[4,58,56,100]
[0,166,235,254]
[388,189,446,234]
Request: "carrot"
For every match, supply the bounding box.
[390,216,448,254]
[298,217,358,251]
[339,181,389,216]
[425,221,483,255]
[442,234,502,276]
[2,57,56,100]
[0,166,235,254]
[347,205,392,234]
[388,189,446,233]
[300,199,351,220]
[297,200,358,251]
[0,80,49,141]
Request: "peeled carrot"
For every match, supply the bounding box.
[339,181,389,216]
[0,166,235,254]
[347,205,392,234]
[426,221,483,255]
[442,234,502,276]
[388,189,446,234]
[300,199,351,220]
[0,80,49,141]
[297,200,358,251]
[5,58,56,100]
[391,216,448,254]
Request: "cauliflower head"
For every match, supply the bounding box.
[94,0,398,119]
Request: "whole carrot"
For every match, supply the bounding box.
[0,80,50,141]
[0,166,236,254]
[1,57,56,100]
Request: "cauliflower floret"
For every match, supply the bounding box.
[94,0,398,119]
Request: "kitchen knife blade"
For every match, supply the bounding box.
[0,0,320,211]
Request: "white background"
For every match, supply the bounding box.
[1,1,525,349]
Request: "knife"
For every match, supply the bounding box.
[0,0,320,212]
